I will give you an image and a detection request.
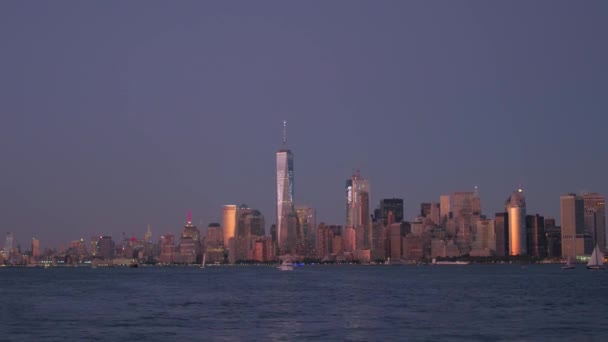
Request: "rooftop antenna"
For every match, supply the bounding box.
[188,209,192,223]
[282,120,287,147]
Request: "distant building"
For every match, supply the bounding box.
[222,205,237,249]
[472,218,496,255]
[98,236,115,260]
[582,193,606,252]
[494,212,509,257]
[179,211,201,264]
[440,195,451,224]
[544,218,561,258]
[346,170,370,251]
[560,194,585,259]
[205,223,224,263]
[276,123,295,255]
[506,189,526,256]
[296,206,316,256]
[526,214,546,258]
[31,238,40,259]
[377,198,404,226]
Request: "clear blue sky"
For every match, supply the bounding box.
[1,1,606,249]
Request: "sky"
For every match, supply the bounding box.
[1,1,607,249]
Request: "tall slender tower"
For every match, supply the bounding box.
[276,121,295,254]
[506,189,527,256]
[346,170,370,250]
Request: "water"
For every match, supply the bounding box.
[1,265,607,341]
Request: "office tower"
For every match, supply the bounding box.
[371,220,386,261]
[159,234,176,264]
[526,214,546,258]
[3,232,14,259]
[560,194,585,260]
[204,223,224,263]
[222,205,237,248]
[505,189,526,256]
[296,206,316,256]
[544,218,561,258]
[420,203,431,217]
[452,190,481,227]
[346,170,370,251]
[31,238,40,259]
[494,212,509,257]
[144,225,152,243]
[472,218,496,255]
[582,193,606,252]
[276,121,295,254]
[237,205,265,238]
[429,203,441,225]
[90,237,99,257]
[98,236,115,260]
[378,198,404,226]
[180,211,201,264]
[440,195,451,224]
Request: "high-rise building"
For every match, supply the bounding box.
[452,190,481,227]
[179,210,201,264]
[420,203,431,218]
[494,212,509,257]
[544,218,561,258]
[3,232,14,259]
[473,218,496,255]
[296,206,316,256]
[222,205,237,248]
[560,194,585,260]
[346,170,370,251]
[505,189,526,256]
[276,121,295,254]
[31,238,40,259]
[582,193,606,252]
[144,225,152,243]
[440,195,451,224]
[98,236,115,260]
[377,198,404,226]
[526,214,546,258]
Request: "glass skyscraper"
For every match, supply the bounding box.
[276,134,295,254]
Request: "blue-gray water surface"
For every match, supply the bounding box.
[1,265,607,341]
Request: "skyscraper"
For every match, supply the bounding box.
[276,121,295,254]
[296,206,316,256]
[440,195,451,224]
[31,238,40,259]
[560,194,585,259]
[494,212,509,257]
[505,189,526,256]
[377,198,404,226]
[3,232,14,259]
[526,214,546,258]
[346,170,370,251]
[222,204,237,248]
[582,193,606,252]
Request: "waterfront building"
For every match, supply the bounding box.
[544,218,561,258]
[296,206,316,256]
[276,121,295,255]
[222,204,237,249]
[370,220,386,261]
[472,218,496,256]
[582,193,606,252]
[494,212,509,257]
[179,211,201,264]
[31,238,40,259]
[452,190,481,224]
[560,194,585,260]
[346,170,371,250]
[3,232,14,259]
[506,189,526,256]
[526,214,546,258]
[98,236,115,260]
[204,223,224,263]
[429,203,441,226]
[159,234,176,264]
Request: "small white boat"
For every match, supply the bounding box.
[278,259,294,271]
[586,245,605,270]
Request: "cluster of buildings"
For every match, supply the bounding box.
[2,123,605,266]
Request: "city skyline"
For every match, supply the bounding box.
[1,2,607,247]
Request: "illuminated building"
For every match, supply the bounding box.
[276,121,295,254]
[506,189,526,256]
[3,232,14,259]
[222,205,237,248]
[346,170,370,251]
[560,194,585,260]
[204,223,224,263]
[440,195,451,224]
[159,234,176,264]
[179,210,201,264]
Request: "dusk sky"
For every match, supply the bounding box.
[1,1,607,248]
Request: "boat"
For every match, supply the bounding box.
[432,258,469,265]
[277,259,294,271]
[129,262,139,268]
[561,256,575,270]
[200,253,206,269]
[586,244,605,270]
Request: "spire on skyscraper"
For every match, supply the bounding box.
[282,120,287,148]
[187,209,192,223]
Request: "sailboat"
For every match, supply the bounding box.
[200,253,206,269]
[586,245,605,270]
[562,256,575,270]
